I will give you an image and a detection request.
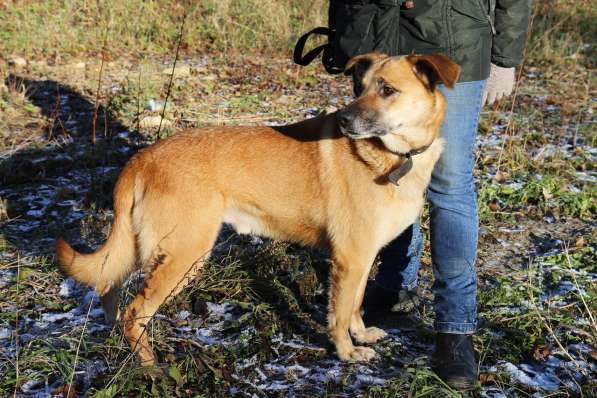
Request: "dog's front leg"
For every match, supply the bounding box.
[328,250,377,361]
[349,270,388,344]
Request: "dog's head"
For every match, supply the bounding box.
[337,53,460,154]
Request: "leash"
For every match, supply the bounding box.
[388,144,430,186]
[293,27,343,74]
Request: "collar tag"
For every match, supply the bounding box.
[388,154,413,186]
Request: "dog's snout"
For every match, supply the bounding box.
[337,110,354,128]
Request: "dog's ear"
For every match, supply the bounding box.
[407,54,461,91]
[344,52,389,97]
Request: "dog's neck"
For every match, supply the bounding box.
[351,137,400,177]
[349,129,437,185]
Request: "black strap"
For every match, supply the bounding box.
[387,143,431,185]
[293,27,343,74]
[388,154,413,185]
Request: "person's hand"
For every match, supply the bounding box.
[483,63,516,106]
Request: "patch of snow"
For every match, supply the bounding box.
[264,363,310,378]
[206,302,235,321]
[41,308,78,323]
[193,327,221,345]
[494,361,560,392]
[355,372,386,386]
[26,208,45,218]
[177,310,191,320]
[20,379,44,393]
[255,380,288,391]
[574,171,597,183]
[0,269,13,289]
[0,328,11,340]
[480,388,508,398]
[89,307,104,318]
[504,181,523,190]
[14,220,41,232]
[83,290,98,306]
[59,278,78,298]
[272,334,325,352]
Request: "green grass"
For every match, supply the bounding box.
[478,172,596,221]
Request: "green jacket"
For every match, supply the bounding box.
[318,0,531,82]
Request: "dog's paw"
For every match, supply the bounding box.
[352,327,388,344]
[337,345,376,362]
[348,346,376,361]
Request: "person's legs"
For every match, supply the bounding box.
[428,80,485,390]
[375,221,422,292]
[429,80,485,334]
[368,80,485,389]
[371,80,484,318]
[362,222,422,318]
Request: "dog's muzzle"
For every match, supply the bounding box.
[337,109,383,138]
[337,110,355,135]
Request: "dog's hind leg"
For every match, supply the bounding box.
[100,284,121,325]
[122,202,222,366]
[328,248,378,361]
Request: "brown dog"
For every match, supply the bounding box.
[57,53,460,365]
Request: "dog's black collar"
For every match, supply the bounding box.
[388,144,431,186]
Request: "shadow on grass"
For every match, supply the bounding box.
[0,74,150,254]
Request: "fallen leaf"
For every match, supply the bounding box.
[542,187,554,200]
[139,115,172,129]
[51,384,77,398]
[162,64,191,78]
[533,344,551,361]
[479,372,497,385]
[494,170,508,183]
[489,200,500,212]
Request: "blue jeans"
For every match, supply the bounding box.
[375,80,486,334]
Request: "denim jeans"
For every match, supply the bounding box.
[375,80,486,334]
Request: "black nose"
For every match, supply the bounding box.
[337,110,354,127]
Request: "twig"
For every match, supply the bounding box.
[91,27,110,145]
[156,9,188,140]
[66,294,96,397]
[12,255,21,398]
[66,252,111,398]
[563,244,597,338]
[495,11,536,173]
[526,259,576,363]
[136,69,142,134]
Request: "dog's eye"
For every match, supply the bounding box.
[380,84,397,98]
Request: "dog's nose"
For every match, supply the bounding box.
[337,111,354,127]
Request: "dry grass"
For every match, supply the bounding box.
[0,0,327,59]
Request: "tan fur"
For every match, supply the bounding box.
[56,54,460,365]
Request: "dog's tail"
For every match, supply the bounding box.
[56,165,137,294]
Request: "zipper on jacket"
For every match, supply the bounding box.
[476,0,496,34]
[445,0,455,59]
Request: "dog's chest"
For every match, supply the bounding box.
[373,188,424,247]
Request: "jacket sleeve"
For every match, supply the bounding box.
[491,0,532,68]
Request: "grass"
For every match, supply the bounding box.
[0,0,596,397]
[0,0,327,59]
